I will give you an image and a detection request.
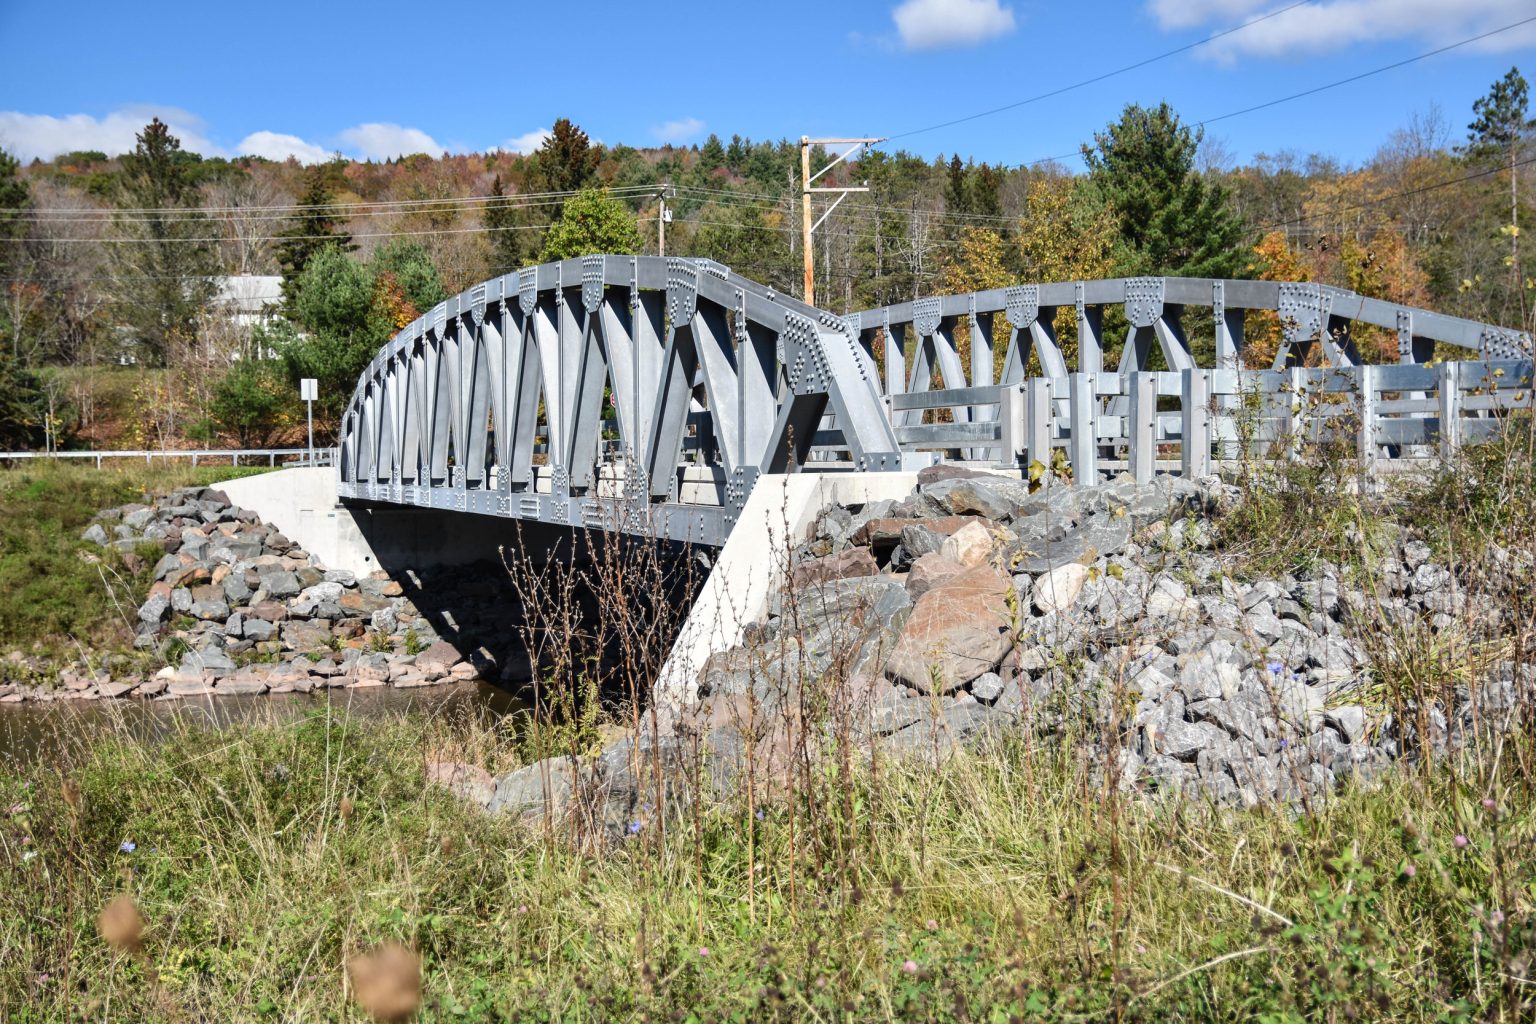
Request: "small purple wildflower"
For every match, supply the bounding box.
[1482,798,1497,811]
[1491,910,1506,926]
[698,946,710,957]
[1454,834,1469,849]
[756,809,765,820]
[627,820,642,835]
[925,919,938,931]
[902,960,919,975]
[119,841,135,854]
[1402,863,1417,878]
[1267,660,1284,675]
[1278,738,1289,750]
[7,803,22,816]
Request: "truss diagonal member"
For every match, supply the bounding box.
[774,311,901,471]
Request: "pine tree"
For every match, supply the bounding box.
[0,148,31,349]
[530,119,599,217]
[483,175,526,276]
[1462,67,1532,316]
[110,118,218,366]
[276,159,353,302]
[1082,103,1248,279]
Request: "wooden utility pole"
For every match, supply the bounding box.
[800,136,883,307]
[658,184,672,258]
[800,141,814,305]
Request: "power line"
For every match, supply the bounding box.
[1198,15,1536,130]
[885,0,1315,141]
[1258,152,1536,232]
[1005,14,1536,171]
[4,183,663,220]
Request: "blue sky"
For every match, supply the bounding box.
[2,0,1533,170]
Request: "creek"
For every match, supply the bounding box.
[0,682,526,761]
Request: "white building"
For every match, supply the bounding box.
[213,275,284,328]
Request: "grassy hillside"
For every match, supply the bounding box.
[0,461,271,678]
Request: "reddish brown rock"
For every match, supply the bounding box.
[339,592,390,615]
[916,464,1008,487]
[885,565,1012,694]
[168,565,212,589]
[417,641,463,673]
[247,602,289,623]
[905,553,965,599]
[190,584,224,605]
[790,547,878,588]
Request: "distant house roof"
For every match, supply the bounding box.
[213,275,283,315]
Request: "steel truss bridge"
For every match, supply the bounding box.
[336,256,1534,546]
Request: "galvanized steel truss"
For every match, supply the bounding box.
[337,261,1532,543]
[335,256,899,545]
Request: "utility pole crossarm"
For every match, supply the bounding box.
[801,135,884,307]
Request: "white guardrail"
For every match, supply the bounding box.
[0,447,338,469]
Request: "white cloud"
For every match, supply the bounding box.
[0,105,223,162]
[1152,0,1536,62]
[235,130,331,163]
[892,0,1016,51]
[499,128,551,155]
[337,122,443,160]
[653,117,705,144]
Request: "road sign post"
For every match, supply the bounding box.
[300,378,317,466]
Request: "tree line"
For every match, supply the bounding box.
[0,68,1530,449]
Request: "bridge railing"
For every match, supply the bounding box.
[0,447,337,469]
[804,358,1534,479]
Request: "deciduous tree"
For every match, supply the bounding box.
[538,189,640,262]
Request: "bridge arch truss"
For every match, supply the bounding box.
[338,258,1532,543]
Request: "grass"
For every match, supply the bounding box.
[0,461,273,677]
[0,705,1531,1022]
[2,410,1536,1020]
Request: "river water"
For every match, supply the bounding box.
[0,682,528,761]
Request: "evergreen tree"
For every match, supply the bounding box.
[110,118,218,366]
[0,355,47,449]
[0,148,32,348]
[725,135,747,174]
[692,203,793,288]
[538,189,641,262]
[276,159,353,302]
[1083,103,1248,278]
[0,148,27,266]
[281,241,446,430]
[483,175,527,275]
[1462,67,1532,310]
[530,119,599,215]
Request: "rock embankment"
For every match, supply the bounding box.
[0,486,482,704]
[484,467,1525,831]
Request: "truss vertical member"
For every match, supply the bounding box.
[800,136,882,306]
